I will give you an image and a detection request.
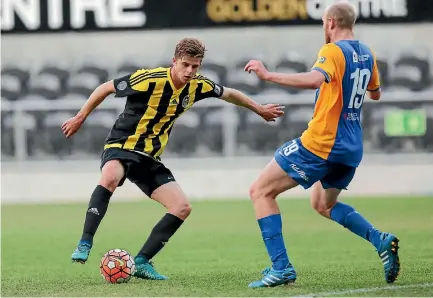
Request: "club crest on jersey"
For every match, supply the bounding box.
[182,95,190,108]
[318,56,326,64]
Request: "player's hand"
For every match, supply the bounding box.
[257,104,285,122]
[244,60,270,80]
[61,115,85,138]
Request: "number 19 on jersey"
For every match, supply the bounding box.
[348,68,371,109]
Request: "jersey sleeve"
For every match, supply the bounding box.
[194,76,224,102]
[367,55,381,91]
[113,69,150,97]
[311,44,341,83]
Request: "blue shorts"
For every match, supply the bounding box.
[274,139,356,190]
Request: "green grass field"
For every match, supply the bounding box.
[2,196,433,297]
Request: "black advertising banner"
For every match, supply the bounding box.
[2,0,432,34]
[204,0,433,25]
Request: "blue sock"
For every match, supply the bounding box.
[258,214,290,271]
[330,202,382,250]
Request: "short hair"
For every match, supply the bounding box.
[326,2,357,29]
[174,38,206,59]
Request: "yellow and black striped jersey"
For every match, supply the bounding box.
[104,67,224,158]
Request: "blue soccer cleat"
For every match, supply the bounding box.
[133,256,168,280]
[377,233,400,283]
[248,265,297,288]
[71,241,92,264]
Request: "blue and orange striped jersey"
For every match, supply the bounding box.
[300,40,381,167]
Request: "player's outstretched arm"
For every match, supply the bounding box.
[61,80,115,138]
[366,56,381,101]
[220,87,284,122]
[244,60,325,89]
[367,90,381,101]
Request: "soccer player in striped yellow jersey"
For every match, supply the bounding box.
[61,38,284,280]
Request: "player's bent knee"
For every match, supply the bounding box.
[179,202,192,218]
[249,180,277,202]
[151,182,192,220]
[310,183,337,217]
[170,201,192,220]
[99,161,124,192]
[249,181,262,201]
[311,196,336,217]
[99,174,121,193]
[311,201,329,216]
[310,192,323,212]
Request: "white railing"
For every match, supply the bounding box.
[2,90,433,161]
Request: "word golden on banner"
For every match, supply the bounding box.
[206,0,408,23]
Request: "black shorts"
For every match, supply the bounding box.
[100,148,175,197]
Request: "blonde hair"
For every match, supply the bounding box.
[174,38,206,59]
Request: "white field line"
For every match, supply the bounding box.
[293,282,433,297]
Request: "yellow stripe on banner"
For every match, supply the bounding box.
[104,143,122,149]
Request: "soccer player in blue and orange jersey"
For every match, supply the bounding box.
[244,2,400,288]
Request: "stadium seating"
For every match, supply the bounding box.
[1,51,433,160]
